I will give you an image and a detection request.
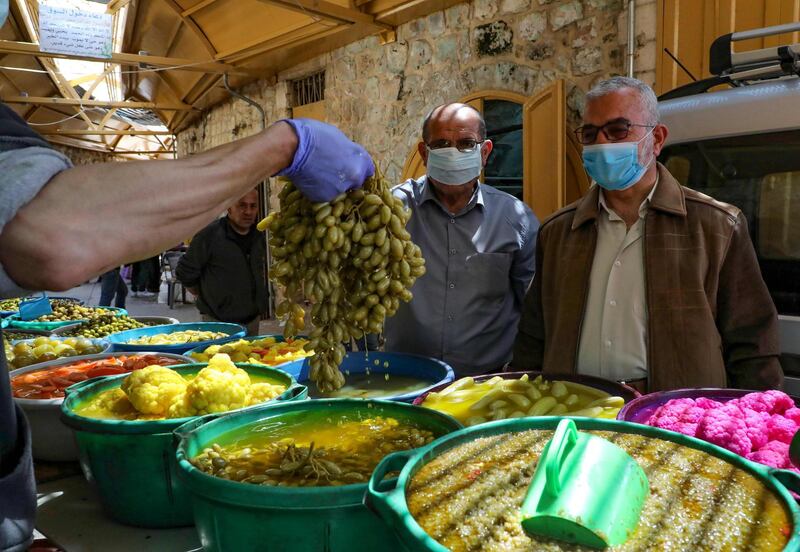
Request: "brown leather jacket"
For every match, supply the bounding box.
[512,164,783,392]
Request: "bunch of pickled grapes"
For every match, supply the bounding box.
[258,167,425,392]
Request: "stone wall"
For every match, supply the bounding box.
[51,143,125,165]
[177,0,657,184]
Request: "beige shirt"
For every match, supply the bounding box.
[577,178,659,382]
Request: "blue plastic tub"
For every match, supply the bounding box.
[107,322,246,354]
[184,334,312,365]
[277,352,455,402]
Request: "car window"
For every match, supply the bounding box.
[660,130,800,316]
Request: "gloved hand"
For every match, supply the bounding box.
[276,119,375,203]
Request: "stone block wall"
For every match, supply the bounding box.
[177,0,657,185]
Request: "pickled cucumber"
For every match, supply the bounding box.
[260,165,425,392]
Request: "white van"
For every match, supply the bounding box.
[657,23,800,393]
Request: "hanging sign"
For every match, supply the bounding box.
[39,1,113,59]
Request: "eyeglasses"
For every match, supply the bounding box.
[574,119,655,145]
[426,139,484,153]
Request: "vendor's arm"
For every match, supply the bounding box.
[718,213,783,390]
[0,118,373,292]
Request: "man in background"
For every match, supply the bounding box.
[177,189,266,335]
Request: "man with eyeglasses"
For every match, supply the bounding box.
[385,103,539,376]
[512,76,782,393]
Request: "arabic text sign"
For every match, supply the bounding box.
[39,2,113,59]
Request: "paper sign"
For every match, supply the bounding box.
[39,1,113,59]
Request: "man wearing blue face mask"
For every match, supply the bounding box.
[512,76,782,393]
[385,103,539,376]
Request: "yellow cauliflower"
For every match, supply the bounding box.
[184,353,252,415]
[121,365,187,416]
[80,388,137,419]
[248,382,285,405]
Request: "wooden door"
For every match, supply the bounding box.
[657,0,800,95]
[291,100,326,120]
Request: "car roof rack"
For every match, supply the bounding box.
[659,22,800,101]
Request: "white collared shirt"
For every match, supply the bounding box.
[576,177,659,382]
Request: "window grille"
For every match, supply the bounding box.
[291,71,325,107]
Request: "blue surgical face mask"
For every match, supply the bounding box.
[426,145,483,186]
[0,1,7,28]
[581,129,654,191]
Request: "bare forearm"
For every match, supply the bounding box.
[0,122,296,290]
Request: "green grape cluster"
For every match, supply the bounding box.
[261,168,426,392]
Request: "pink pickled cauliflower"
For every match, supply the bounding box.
[784,407,800,425]
[647,398,707,436]
[767,414,800,444]
[741,408,770,450]
[695,404,752,456]
[737,390,794,415]
[645,391,799,471]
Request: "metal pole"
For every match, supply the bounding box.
[627,0,636,77]
[223,73,275,320]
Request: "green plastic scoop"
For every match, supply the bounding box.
[520,418,649,549]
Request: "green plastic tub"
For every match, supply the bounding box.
[365,417,800,552]
[174,399,462,552]
[8,306,127,331]
[60,363,306,528]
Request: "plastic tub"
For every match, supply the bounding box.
[60,362,306,527]
[413,371,640,406]
[52,316,181,337]
[174,398,462,552]
[10,351,192,461]
[185,334,311,365]
[133,315,181,327]
[8,336,111,370]
[618,387,800,424]
[107,322,246,354]
[7,306,127,331]
[3,328,54,342]
[365,416,800,551]
[277,352,455,402]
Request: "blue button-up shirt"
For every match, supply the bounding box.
[385,176,539,375]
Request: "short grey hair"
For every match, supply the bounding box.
[585,76,659,125]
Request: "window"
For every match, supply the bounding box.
[660,130,800,315]
[483,99,523,200]
[291,71,325,107]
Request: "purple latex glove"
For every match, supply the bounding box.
[276,119,375,203]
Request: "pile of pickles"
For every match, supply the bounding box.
[421,374,625,426]
[261,167,425,392]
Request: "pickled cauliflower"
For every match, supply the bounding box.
[248,382,285,404]
[121,365,187,415]
[646,390,800,472]
[76,353,288,420]
[183,353,252,415]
